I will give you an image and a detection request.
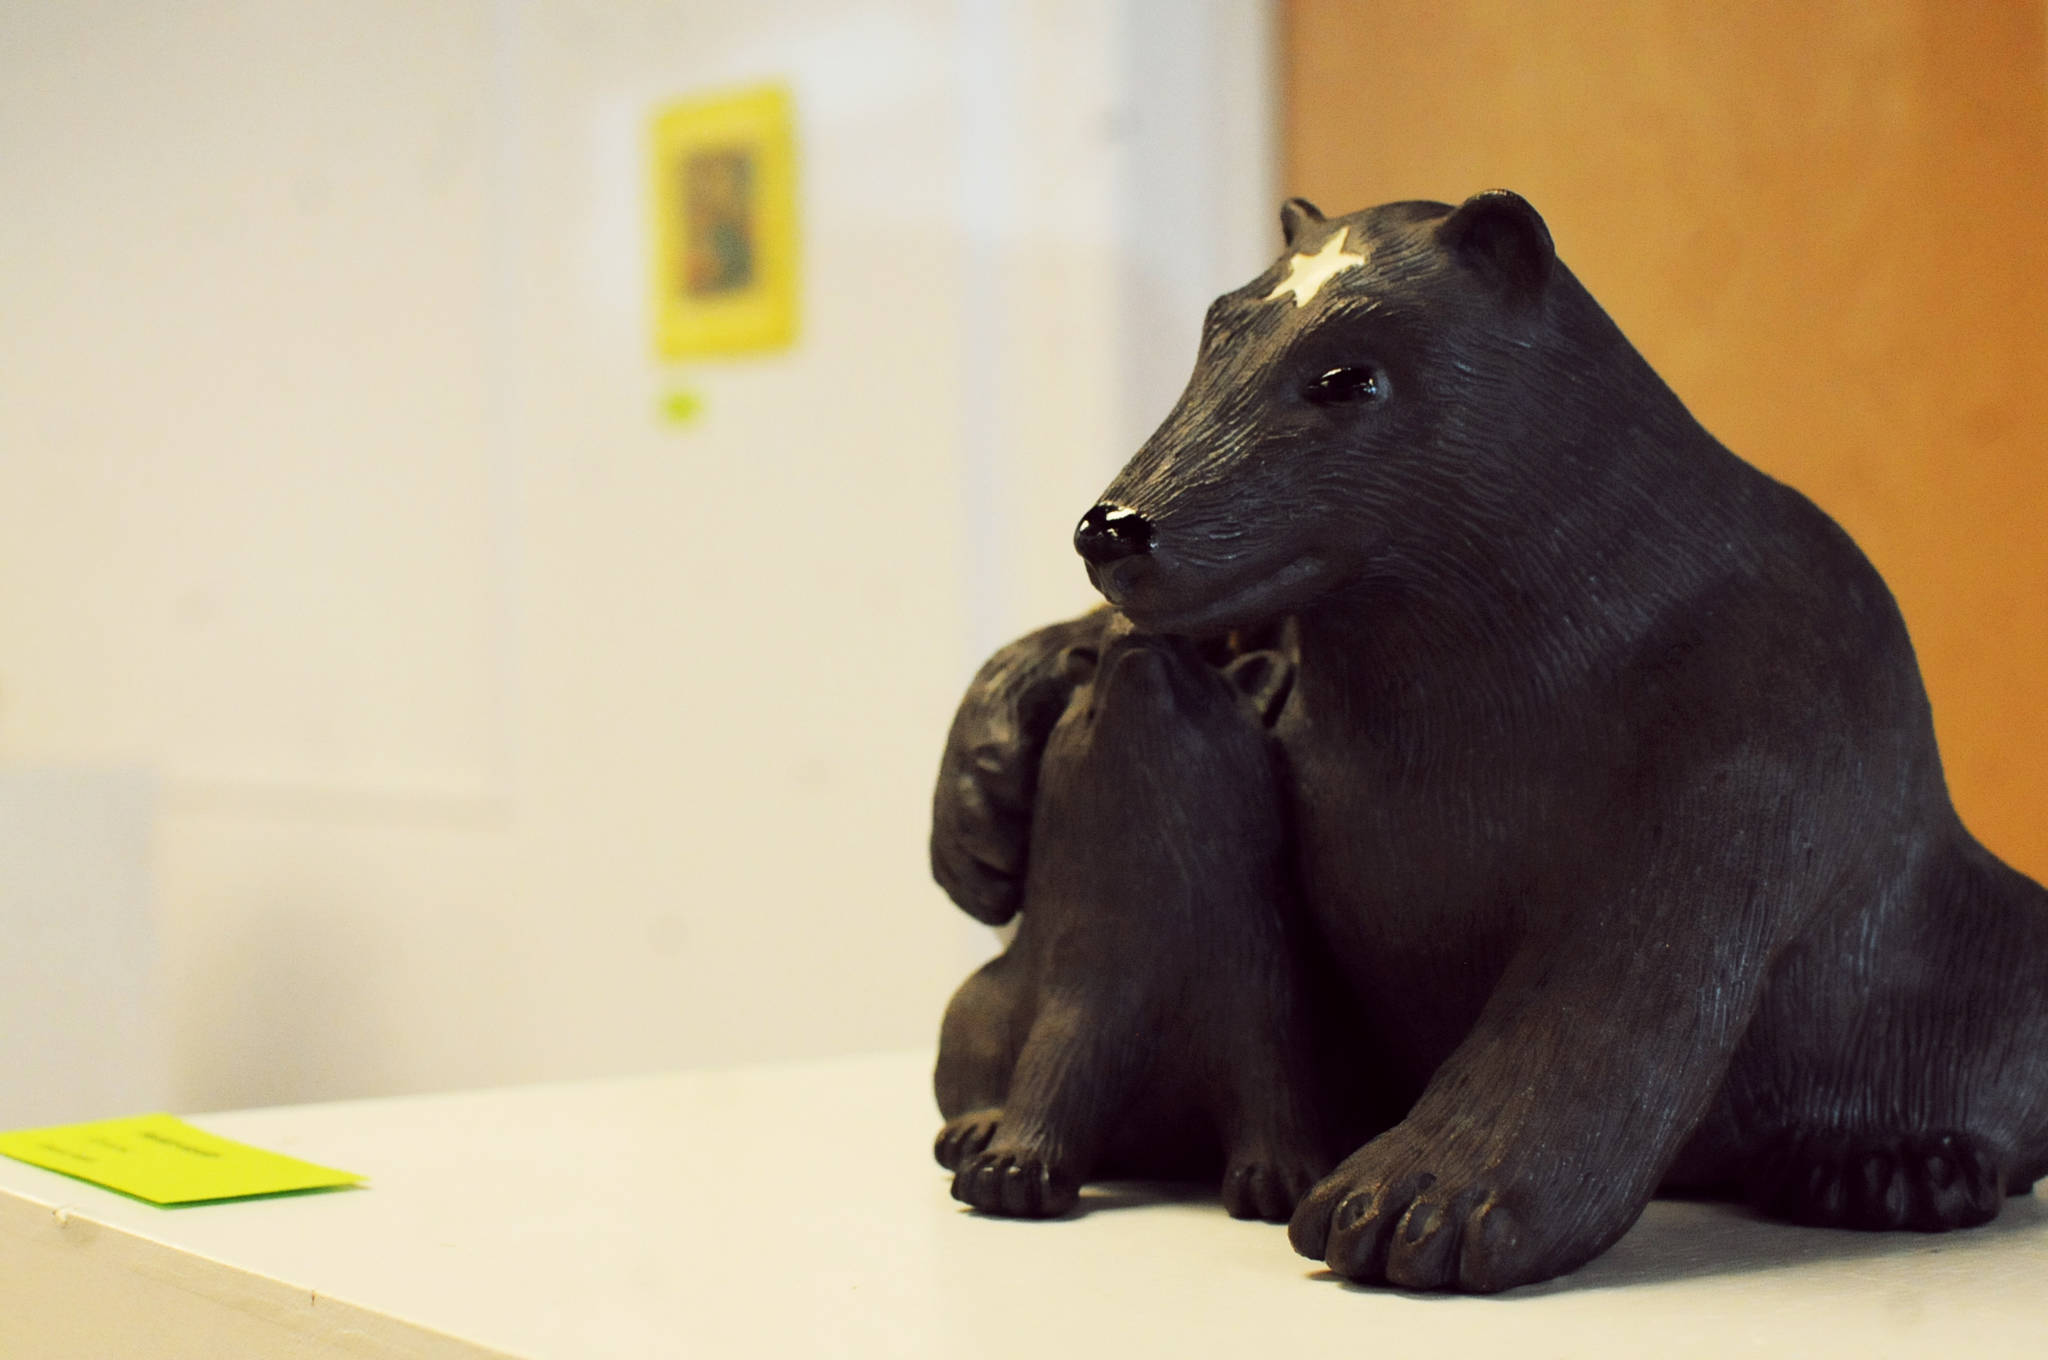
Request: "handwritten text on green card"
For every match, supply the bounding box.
[0,1113,364,1205]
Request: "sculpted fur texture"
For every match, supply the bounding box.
[930,191,2048,1292]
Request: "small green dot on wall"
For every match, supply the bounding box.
[661,390,705,426]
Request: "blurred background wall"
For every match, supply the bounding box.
[0,0,1275,1115]
[4,0,2045,1122]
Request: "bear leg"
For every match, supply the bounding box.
[951,992,1148,1218]
[1291,756,1842,1292]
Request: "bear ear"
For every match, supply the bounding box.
[1437,189,1554,303]
[1279,197,1326,249]
[1223,650,1295,729]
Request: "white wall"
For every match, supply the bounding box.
[0,0,1275,1111]
[0,770,161,1127]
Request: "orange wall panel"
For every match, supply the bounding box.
[1282,0,2048,880]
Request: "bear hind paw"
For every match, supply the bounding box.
[934,1109,1002,1171]
[1746,1129,2006,1231]
[1221,1152,1327,1223]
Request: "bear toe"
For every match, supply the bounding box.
[1384,1194,1463,1290]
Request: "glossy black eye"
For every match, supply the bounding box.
[1302,366,1384,406]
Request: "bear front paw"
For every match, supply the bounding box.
[934,1110,1002,1171]
[952,1146,1080,1218]
[1221,1152,1326,1223]
[1287,1132,1594,1292]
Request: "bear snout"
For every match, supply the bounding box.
[1074,503,1155,565]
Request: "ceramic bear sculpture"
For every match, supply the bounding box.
[931,190,2048,1292]
[935,627,1342,1222]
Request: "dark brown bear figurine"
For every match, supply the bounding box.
[931,191,2048,1292]
[934,626,1338,1222]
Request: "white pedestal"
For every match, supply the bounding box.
[3,1051,2044,1358]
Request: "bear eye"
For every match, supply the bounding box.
[1302,366,1384,406]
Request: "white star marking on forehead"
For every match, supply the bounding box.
[1265,227,1368,307]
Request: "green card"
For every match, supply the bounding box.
[0,1113,364,1205]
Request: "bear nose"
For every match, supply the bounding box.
[1074,503,1155,564]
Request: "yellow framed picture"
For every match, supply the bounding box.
[648,84,799,359]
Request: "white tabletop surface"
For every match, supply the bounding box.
[3,1049,2046,1358]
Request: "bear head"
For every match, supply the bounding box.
[1077,190,1682,637]
[1036,630,1294,844]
